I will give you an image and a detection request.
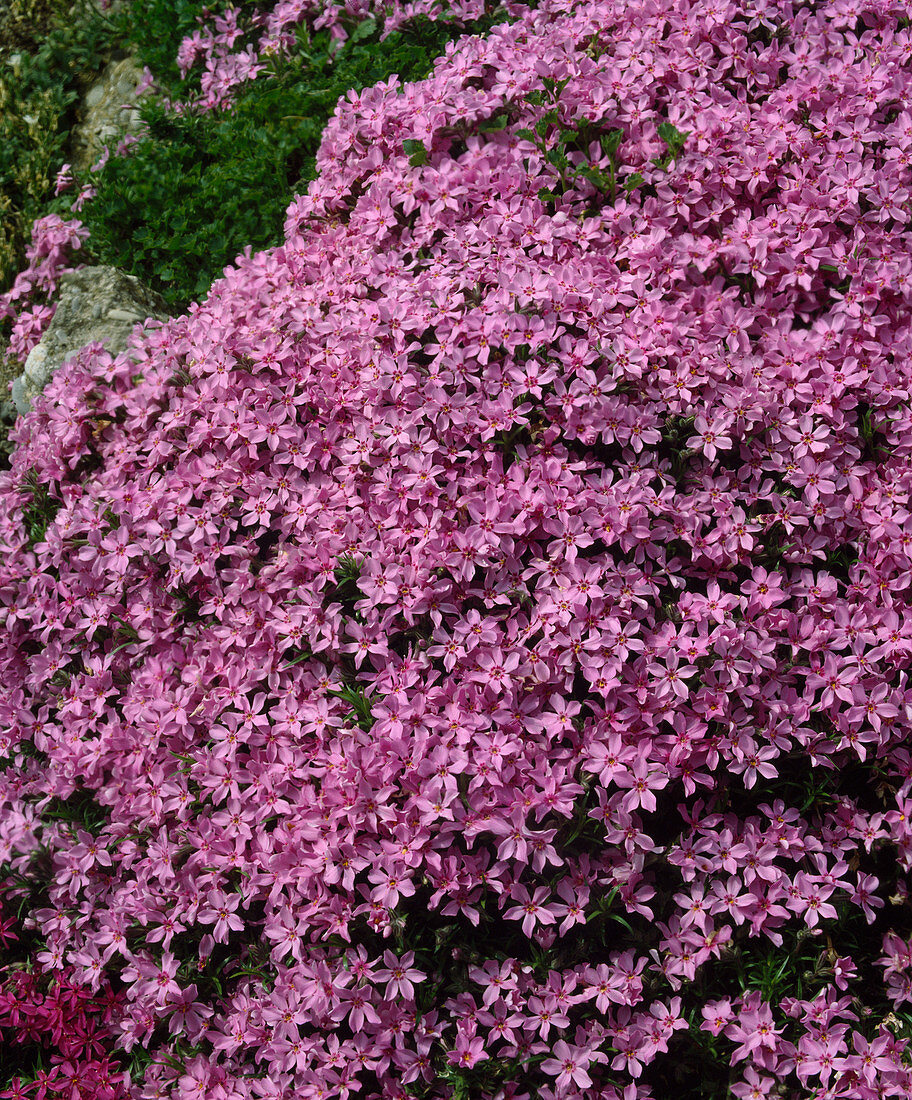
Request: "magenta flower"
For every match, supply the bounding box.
[687,414,733,461]
[197,889,245,943]
[541,1040,597,1090]
[2,4,912,1099]
[447,1022,488,1069]
[371,950,426,1000]
[502,885,559,937]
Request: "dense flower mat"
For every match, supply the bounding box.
[4,0,912,1097]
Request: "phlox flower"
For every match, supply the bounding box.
[701,998,734,1036]
[851,873,885,924]
[687,415,733,461]
[525,994,571,1040]
[724,1005,781,1066]
[468,958,523,1007]
[167,985,212,1041]
[197,888,245,942]
[614,756,669,814]
[133,951,182,1008]
[367,864,416,908]
[844,1030,896,1088]
[372,950,427,1000]
[447,1022,488,1069]
[502,884,559,937]
[541,1040,601,1091]
[730,1067,775,1099]
[804,654,860,708]
[550,876,588,934]
[6,2,912,1097]
[329,985,381,1031]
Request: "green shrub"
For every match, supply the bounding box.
[0,59,74,290]
[0,0,67,55]
[80,11,512,312]
[0,0,128,293]
[113,0,264,98]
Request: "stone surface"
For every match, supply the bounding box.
[70,53,146,172]
[11,265,169,414]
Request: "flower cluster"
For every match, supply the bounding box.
[0,216,90,368]
[2,0,912,1097]
[0,891,127,1100]
[169,0,529,113]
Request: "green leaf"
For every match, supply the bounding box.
[600,128,624,158]
[515,128,537,143]
[349,18,378,42]
[79,8,511,311]
[658,121,688,146]
[478,113,508,133]
[402,138,428,166]
[543,108,560,127]
[656,121,690,164]
[541,75,571,100]
[282,649,314,669]
[576,164,610,189]
[334,552,363,581]
[546,147,569,169]
[328,684,375,731]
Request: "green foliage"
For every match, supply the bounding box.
[725,930,824,1003]
[41,788,109,834]
[19,468,62,548]
[0,0,126,293]
[403,137,430,166]
[334,552,363,584]
[857,401,893,462]
[330,551,366,621]
[0,407,18,471]
[517,78,690,210]
[653,120,690,169]
[81,11,512,311]
[113,0,262,97]
[0,0,62,54]
[327,682,375,732]
[282,645,315,669]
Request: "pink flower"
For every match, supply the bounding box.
[804,654,860,708]
[367,865,415,908]
[53,163,73,196]
[447,1022,488,1069]
[136,951,182,1007]
[730,1066,775,1099]
[372,950,426,1000]
[851,873,885,923]
[687,414,733,461]
[724,993,781,1063]
[844,1030,895,1087]
[197,889,244,942]
[541,1040,597,1090]
[701,999,734,1036]
[614,755,668,814]
[502,885,558,937]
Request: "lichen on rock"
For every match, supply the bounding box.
[11,264,169,414]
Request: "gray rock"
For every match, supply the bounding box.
[71,55,147,172]
[84,83,106,110]
[12,266,170,415]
